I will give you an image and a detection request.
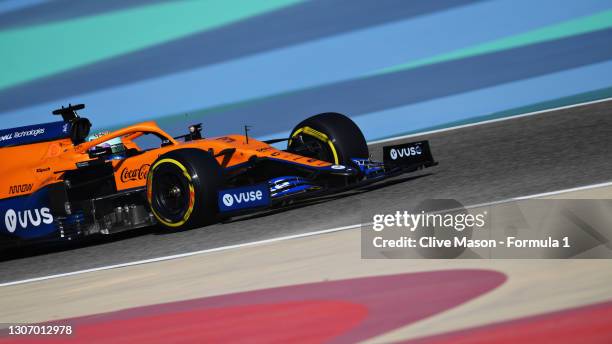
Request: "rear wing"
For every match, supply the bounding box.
[0,104,93,148]
[0,121,71,148]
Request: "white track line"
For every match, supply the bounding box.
[0,224,361,288]
[2,180,611,288]
[515,181,612,199]
[467,180,612,209]
[369,97,612,144]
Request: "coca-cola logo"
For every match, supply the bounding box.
[120,164,150,183]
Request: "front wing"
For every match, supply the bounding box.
[217,140,437,215]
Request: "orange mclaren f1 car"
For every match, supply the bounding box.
[0,104,436,247]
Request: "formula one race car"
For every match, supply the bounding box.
[0,104,436,248]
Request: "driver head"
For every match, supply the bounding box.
[87,131,126,160]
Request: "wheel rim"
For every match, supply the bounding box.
[148,159,196,227]
[155,172,190,219]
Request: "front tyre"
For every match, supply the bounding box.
[287,112,368,165]
[147,149,222,230]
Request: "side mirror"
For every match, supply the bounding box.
[88,146,112,159]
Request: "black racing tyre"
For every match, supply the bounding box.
[287,112,368,165]
[147,149,222,230]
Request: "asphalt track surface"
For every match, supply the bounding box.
[1,99,611,283]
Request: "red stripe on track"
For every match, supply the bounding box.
[405,300,612,344]
[0,269,505,343]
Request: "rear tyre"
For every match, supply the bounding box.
[287,112,368,165]
[147,149,222,230]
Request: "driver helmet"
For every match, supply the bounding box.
[86,131,127,160]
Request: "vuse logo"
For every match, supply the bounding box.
[223,190,263,207]
[219,184,269,212]
[390,145,422,160]
[4,207,53,233]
